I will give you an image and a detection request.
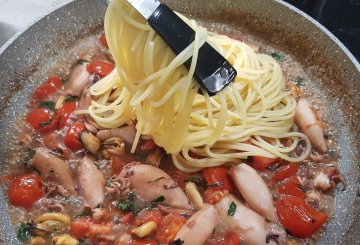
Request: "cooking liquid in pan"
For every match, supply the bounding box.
[1,22,345,245]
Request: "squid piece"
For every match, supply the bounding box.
[64,55,91,97]
[174,204,218,245]
[32,147,76,195]
[77,155,105,208]
[295,98,327,153]
[215,195,287,245]
[118,162,192,209]
[229,164,277,222]
[97,125,136,144]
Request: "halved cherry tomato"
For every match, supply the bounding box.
[87,61,114,78]
[131,239,157,245]
[277,176,307,199]
[70,218,90,240]
[138,139,158,153]
[276,195,328,238]
[203,167,234,192]
[156,213,186,244]
[64,122,86,151]
[272,162,298,183]
[27,107,58,133]
[134,209,163,226]
[249,156,279,171]
[57,100,77,129]
[8,173,44,208]
[99,34,109,48]
[32,76,62,101]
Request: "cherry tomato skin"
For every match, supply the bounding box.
[32,76,62,101]
[203,167,234,192]
[156,213,186,244]
[27,107,58,133]
[250,156,279,171]
[57,101,77,129]
[99,34,109,48]
[277,176,307,199]
[87,61,114,78]
[276,196,328,238]
[7,173,44,208]
[273,162,299,183]
[64,122,86,151]
[70,218,90,240]
[120,212,134,224]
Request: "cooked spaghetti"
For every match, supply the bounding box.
[81,0,311,172]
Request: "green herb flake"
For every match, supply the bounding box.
[39,117,54,127]
[39,101,55,111]
[270,52,284,61]
[17,223,32,241]
[72,59,90,68]
[227,201,237,216]
[64,96,79,102]
[152,195,165,203]
[116,200,141,213]
[294,77,304,87]
[23,149,35,167]
[207,182,224,188]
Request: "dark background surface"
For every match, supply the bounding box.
[284,0,360,61]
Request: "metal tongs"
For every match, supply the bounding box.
[112,0,237,95]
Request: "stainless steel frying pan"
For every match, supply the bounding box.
[0,0,359,244]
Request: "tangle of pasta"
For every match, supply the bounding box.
[83,0,311,172]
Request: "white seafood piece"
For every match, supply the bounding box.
[174,204,218,245]
[215,195,286,245]
[97,125,136,144]
[64,55,91,97]
[295,98,327,153]
[78,155,105,208]
[32,147,76,195]
[229,164,277,222]
[118,162,192,209]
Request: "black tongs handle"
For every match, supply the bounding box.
[148,4,237,95]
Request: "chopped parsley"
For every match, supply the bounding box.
[39,117,54,127]
[270,52,284,61]
[23,149,35,167]
[294,77,304,87]
[152,195,165,204]
[64,96,79,102]
[187,178,224,190]
[72,59,90,68]
[39,101,55,111]
[116,200,141,213]
[17,223,33,241]
[227,201,237,216]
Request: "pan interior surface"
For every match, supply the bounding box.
[0,0,359,244]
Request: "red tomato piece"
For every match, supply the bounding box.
[223,231,240,245]
[250,156,279,171]
[276,196,328,238]
[57,100,77,129]
[32,76,62,101]
[277,176,307,199]
[272,162,299,183]
[64,122,86,151]
[99,34,109,48]
[203,188,229,205]
[138,139,158,153]
[120,212,135,224]
[134,209,163,226]
[156,213,186,244]
[7,173,44,208]
[27,107,58,133]
[203,167,234,192]
[131,239,157,245]
[70,218,90,240]
[111,154,135,174]
[87,61,114,78]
